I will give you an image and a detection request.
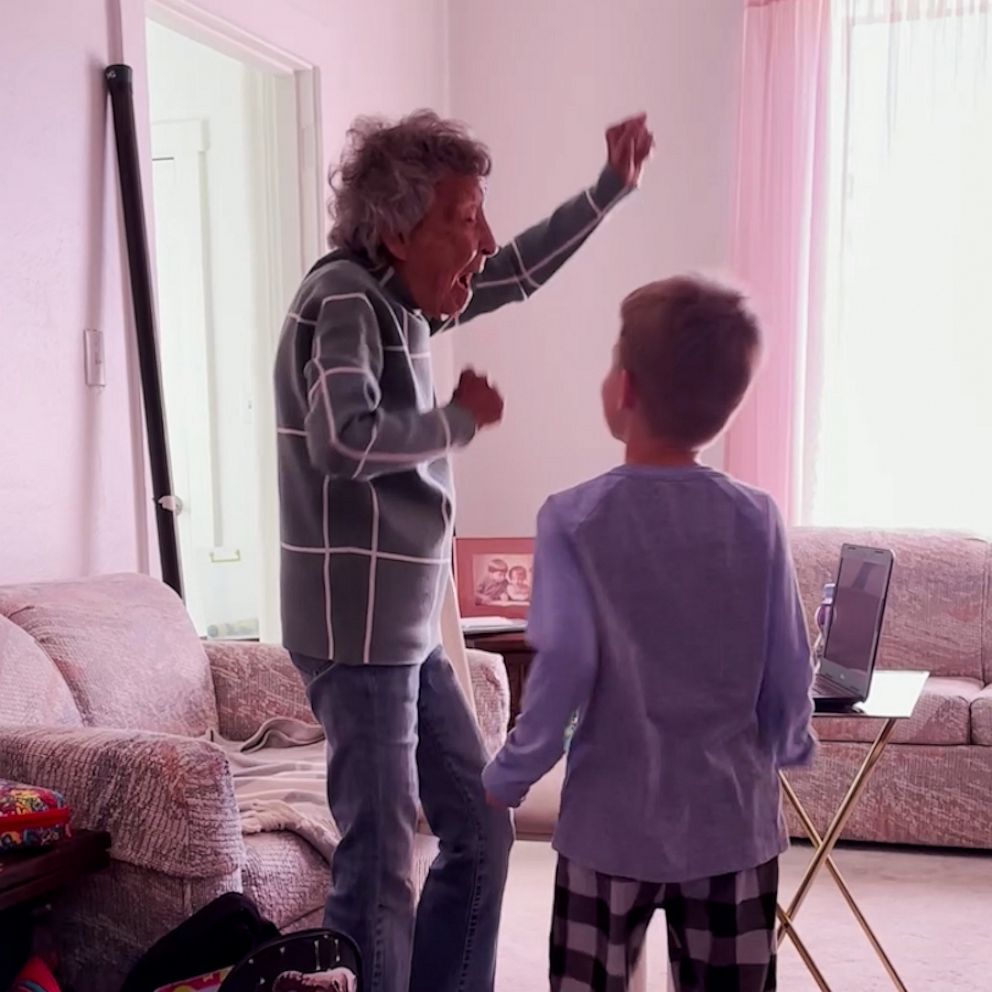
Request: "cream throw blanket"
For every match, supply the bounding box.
[208,716,338,860]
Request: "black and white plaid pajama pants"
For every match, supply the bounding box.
[550,856,779,992]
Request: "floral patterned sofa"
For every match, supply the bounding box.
[515,528,992,851]
[0,573,510,991]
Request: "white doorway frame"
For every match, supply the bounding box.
[146,0,324,270]
[145,0,324,642]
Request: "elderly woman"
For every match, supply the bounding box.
[274,109,652,992]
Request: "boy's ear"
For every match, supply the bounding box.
[620,368,638,412]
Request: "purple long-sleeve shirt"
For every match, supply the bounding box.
[483,465,816,883]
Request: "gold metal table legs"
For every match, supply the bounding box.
[778,720,907,991]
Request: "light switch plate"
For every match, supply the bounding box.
[84,328,106,387]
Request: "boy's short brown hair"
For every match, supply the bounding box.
[619,276,761,448]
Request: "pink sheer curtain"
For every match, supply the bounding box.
[724,0,831,522]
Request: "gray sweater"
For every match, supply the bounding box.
[275,166,630,664]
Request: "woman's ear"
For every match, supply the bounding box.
[382,230,408,261]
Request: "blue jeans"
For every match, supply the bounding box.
[290,649,513,992]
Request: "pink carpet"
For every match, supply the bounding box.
[497,840,992,990]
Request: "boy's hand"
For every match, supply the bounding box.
[453,368,504,429]
[606,113,654,188]
[486,791,511,810]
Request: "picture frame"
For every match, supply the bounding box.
[455,537,535,620]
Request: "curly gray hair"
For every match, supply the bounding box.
[327,110,492,263]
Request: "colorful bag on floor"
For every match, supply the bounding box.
[154,968,232,992]
[11,957,62,992]
[0,780,72,851]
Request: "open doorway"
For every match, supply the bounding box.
[146,8,321,641]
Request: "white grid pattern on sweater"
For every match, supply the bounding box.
[511,240,537,295]
[280,175,620,660]
[322,475,333,658]
[310,295,453,467]
[473,182,625,290]
[363,484,380,664]
[281,542,449,564]
[290,291,454,662]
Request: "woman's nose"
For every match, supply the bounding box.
[479,214,497,256]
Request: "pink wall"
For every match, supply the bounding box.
[1,0,146,583]
[447,0,745,537]
[0,0,447,585]
[1,0,746,580]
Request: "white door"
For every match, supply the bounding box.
[151,122,217,635]
[152,120,258,637]
[147,19,318,640]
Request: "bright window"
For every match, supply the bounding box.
[804,4,992,533]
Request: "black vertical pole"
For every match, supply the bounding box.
[105,64,184,598]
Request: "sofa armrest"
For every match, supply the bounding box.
[0,725,243,879]
[467,649,510,757]
[205,640,315,741]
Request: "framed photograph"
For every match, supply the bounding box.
[455,537,535,620]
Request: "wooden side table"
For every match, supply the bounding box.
[0,830,111,983]
[463,630,535,726]
[0,829,111,913]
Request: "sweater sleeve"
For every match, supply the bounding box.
[482,500,599,807]
[304,292,477,479]
[757,502,817,769]
[432,166,632,333]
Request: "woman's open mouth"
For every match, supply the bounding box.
[456,258,485,292]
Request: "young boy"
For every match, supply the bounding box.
[506,565,532,603]
[483,276,816,992]
[477,558,510,605]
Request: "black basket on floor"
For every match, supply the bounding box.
[220,929,361,992]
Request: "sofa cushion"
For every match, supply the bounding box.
[791,529,988,682]
[0,574,218,736]
[241,832,329,930]
[971,686,992,746]
[0,616,82,727]
[814,676,982,746]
